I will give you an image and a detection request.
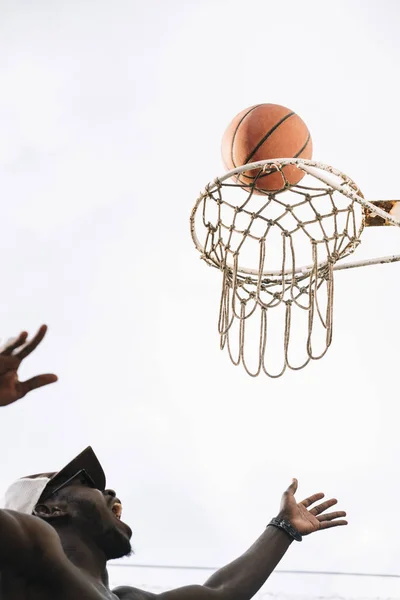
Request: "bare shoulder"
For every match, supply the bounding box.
[0,509,63,569]
[2,508,61,545]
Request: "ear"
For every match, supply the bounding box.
[33,503,68,521]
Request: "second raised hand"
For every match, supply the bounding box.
[277,478,348,536]
[0,325,58,407]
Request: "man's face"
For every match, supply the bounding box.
[40,475,133,560]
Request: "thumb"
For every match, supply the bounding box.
[20,374,58,397]
[279,478,298,514]
[285,478,298,496]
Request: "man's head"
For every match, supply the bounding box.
[2,447,132,560]
[34,474,132,559]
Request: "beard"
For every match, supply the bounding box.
[99,522,133,560]
[71,498,133,560]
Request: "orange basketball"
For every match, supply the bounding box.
[221,103,312,192]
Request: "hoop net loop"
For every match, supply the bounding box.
[190,159,366,377]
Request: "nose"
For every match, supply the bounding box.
[104,489,116,498]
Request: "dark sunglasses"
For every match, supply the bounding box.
[42,469,97,501]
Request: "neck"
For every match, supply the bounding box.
[55,525,110,588]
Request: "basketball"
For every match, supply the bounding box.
[221,103,313,192]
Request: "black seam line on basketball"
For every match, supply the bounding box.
[231,105,263,169]
[243,111,295,165]
[239,132,311,181]
[294,132,311,158]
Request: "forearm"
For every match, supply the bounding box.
[204,525,292,600]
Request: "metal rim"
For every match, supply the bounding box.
[190,158,400,277]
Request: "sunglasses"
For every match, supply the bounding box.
[42,469,97,501]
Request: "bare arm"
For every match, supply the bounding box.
[133,527,290,600]
[115,527,290,600]
[202,524,290,598]
[114,479,347,600]
[114,525,290,600]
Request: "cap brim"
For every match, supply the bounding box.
[40,447,106,500]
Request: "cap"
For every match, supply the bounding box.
[2,446,106,515]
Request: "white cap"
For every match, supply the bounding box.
[1,447,106,515]
[2,476,51,514]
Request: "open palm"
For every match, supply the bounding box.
[0,325,57,407]
[278,479,347,536]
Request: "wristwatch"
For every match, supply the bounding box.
[268,517,302,542]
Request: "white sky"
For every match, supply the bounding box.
[0,0,400,598]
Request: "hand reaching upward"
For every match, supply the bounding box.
[278,478,348,536]
[0,325,57,407]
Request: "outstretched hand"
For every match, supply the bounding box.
[0,325,57,407]
[278,478,347,535]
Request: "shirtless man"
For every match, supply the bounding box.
[0,325,348,599]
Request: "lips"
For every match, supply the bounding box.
[111,501,123,520]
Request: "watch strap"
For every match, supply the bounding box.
[268,517,302,542]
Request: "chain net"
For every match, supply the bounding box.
[190,161,365,377]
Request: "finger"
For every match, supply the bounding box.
[317,510,346,522]
[1,332,28,355]
[16,325,48,360]
[310,498,338,516]
[319,519,348,530]
[19,374,58,397]
[300,492,325,508]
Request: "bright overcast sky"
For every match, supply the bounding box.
[0,1,399,598]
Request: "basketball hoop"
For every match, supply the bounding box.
[190,158,400,378]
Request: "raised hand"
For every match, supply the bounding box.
[0,325,57,407]
[278,478,347,535]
